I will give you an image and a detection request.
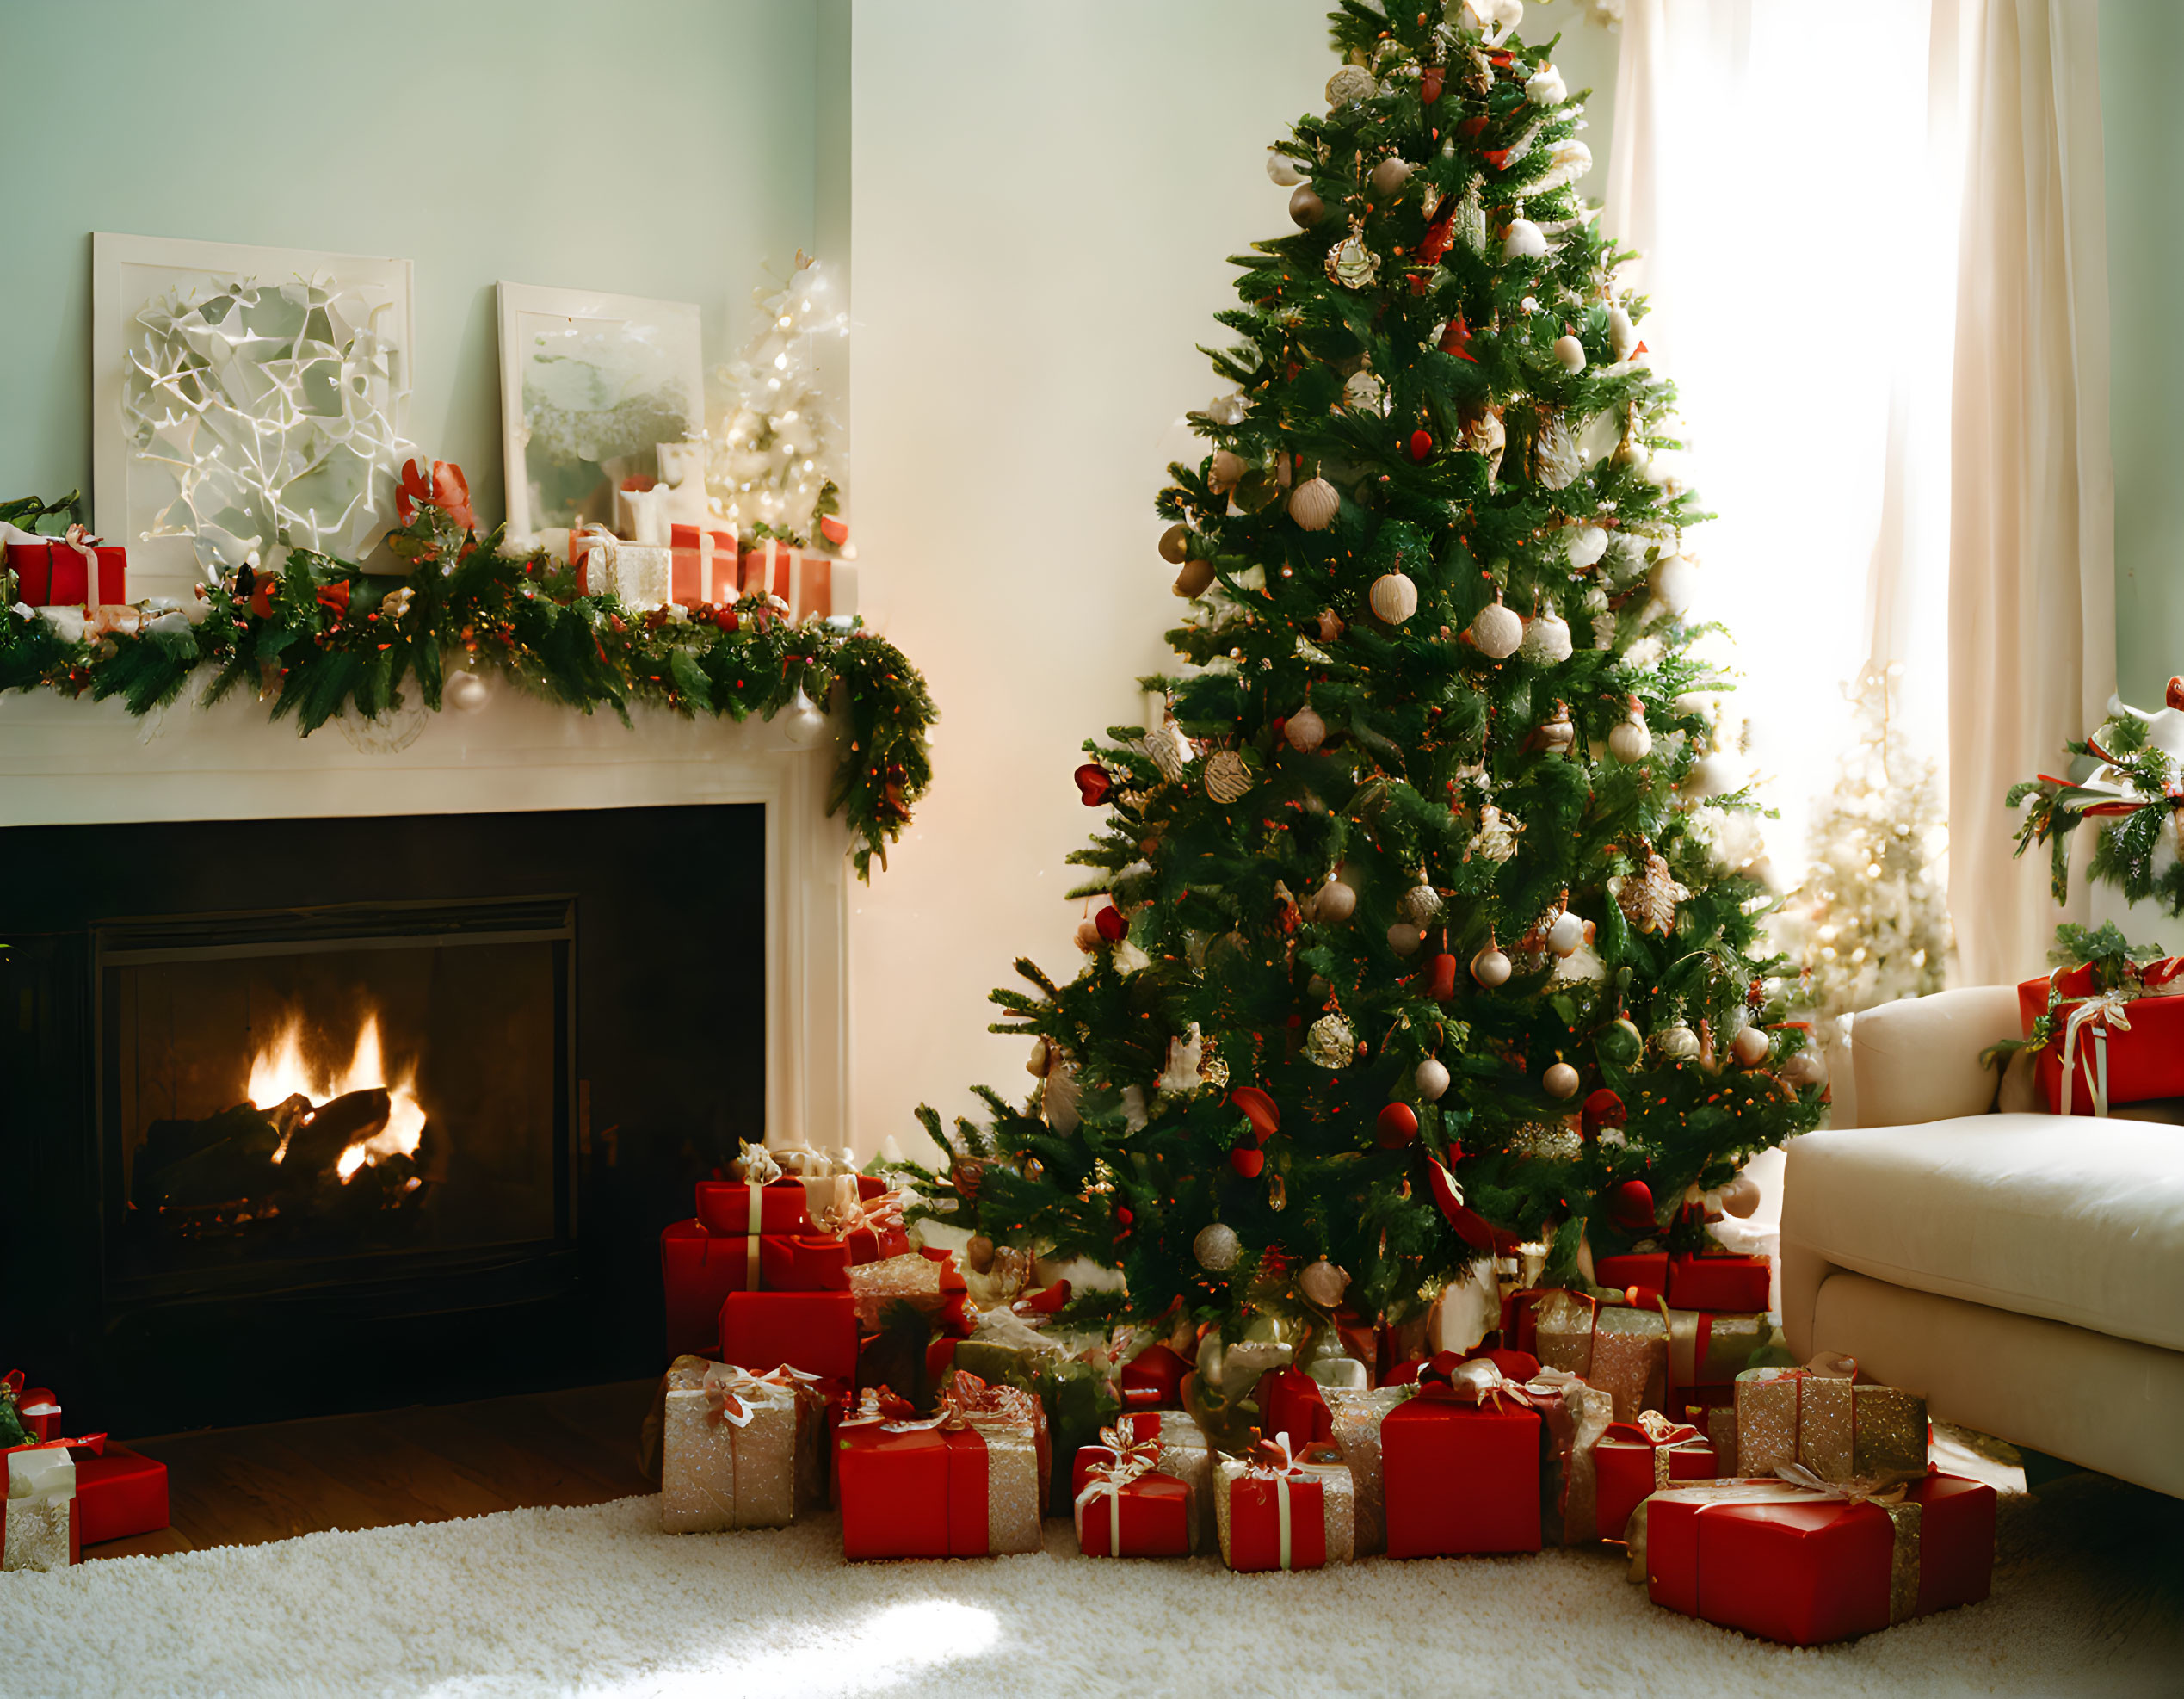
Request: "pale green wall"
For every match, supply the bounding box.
[0,0,841,531]
[2101,0,2184,706]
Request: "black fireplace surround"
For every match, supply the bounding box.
[0,805,765,1436]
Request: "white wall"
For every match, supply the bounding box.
[844,1,1621,1158]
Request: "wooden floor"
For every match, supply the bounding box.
[84,1379,657,1561]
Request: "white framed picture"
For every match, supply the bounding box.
[92,232,415,599]
[496,282,705,545]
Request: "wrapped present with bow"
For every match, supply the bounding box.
[1735,1354,1928,1484]
[0,1371,61,1446]
[571,523,673,609]
[1377,1351,1558,1556]
[1321,1383,1412,1554]
[847,1246,972,1333]
[739,537,836,624]
[1212,1432,1356,1572]
[1,521,127,608]
[1072,1412,1212,1554]
[721,1290,860,1385]
[1595,1410,1719,1543]
[694,1156,815,1236]
[660,1219,850,1358]
[824,1188,912,1266]
[1533,1291,1666,1421]
[661,1356,825,1532]
[1254,1364,1336,1449]
[836,1379,1045,1560]
[1628,1467,1996,1645]
[3,1433,106,1572]
[1072,1421,1194,1558]
[669,523,740,609]
[2016,955,2184,1116]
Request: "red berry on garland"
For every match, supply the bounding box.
[1230,1145,1265,1178]
[1075,763,1113,806]
[713,606,737,632]
[1609,1178,1656,1232]
[1374,1102,1420,1148]
[1230,1087,1280,1143]
[1095,904,1127,943]
[1409,429,1434,462]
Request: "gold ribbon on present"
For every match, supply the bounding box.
[1632,1408,1713,1490]
[1526,1366,1615,1545]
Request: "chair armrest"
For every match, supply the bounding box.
[1849,985,2021,1127]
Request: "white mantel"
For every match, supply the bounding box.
[0,687,855,1151]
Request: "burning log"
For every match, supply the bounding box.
[275,1088,392,1183]
[135,1104,281,1211]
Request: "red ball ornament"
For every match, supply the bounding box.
[1230,1087,1280,1143]
[1609,1179,1656,1233]
[1421,65,1445,104]
[1230,1145,1266,1178]
[1422,952,1458,1002]
[1095,904,1127,943]
[1115,1206,1133,1226]
[1581,1089,1627,1141]
[1409,429,1434,462]
[1075,763,1113,806]
[1375,1103,1420,1148]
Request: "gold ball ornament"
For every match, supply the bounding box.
[1386,922,1423,955]
[1397,882,1443,927]
[1471,942,1513,988]
[1369,155,1413,195]
[1298,1257,1351,1308]
[1470,600,1524,659]
[1367,571,1419,624]
[1288,477,1340,531]
[1020,1155,1044,1183]
[1204,750,1254,804]
[1194,1221,1242,1271]
[1157,523,1192,565]
[1173,558,1218,598]
[1289,186,1325,227]
[1731,1024,1772,1067]
[1209,449,1246,492]
[1543,1061,1581,1099]
[1305,1012,1355,1070]
[1284,703,1327,752]
[1660,1023,1702,1061]
[1313,879,1357,923]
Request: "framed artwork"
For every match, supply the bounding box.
[92,232,415,598]
[495,282,705,544]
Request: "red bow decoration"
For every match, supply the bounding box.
[1416,1350,1540,1412]
[316,580,352,618]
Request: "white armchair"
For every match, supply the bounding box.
[1780,985,2184,1498]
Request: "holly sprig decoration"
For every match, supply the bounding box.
[0,466,935,879]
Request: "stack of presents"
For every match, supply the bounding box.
[0,1372,170,1572]
[660,1158,1998,1648]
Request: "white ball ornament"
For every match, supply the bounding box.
[1284,704,1327,752]
[1543,1061,1581,1100]
[1781,1049,1829,1090]
[1607,701,1653,763]
[1266,150,1305,186]
[1567,526,1609,570]
[1387,922,1423,955]
[1520,611,1573,665]
[1314,880,1357,924]
[1289,476,1341,531]
[1194,1221,1243,1271]
[1546,909,1587,957]
[1609,306,1641,361]
[1525,63,1567,105]
[1470,600,1524,659]
[780,688,828,746]
[1368,571,1419,624]
[1731,1024,1772,1067]
[1502,219,1548,261]
[1650,552,1699,617]
[1552,334,1587,373]
[1471,942,1513,988]
[1415,1057,1451,1101]
[446,670,491,713]
[1660,1024,1701,1061]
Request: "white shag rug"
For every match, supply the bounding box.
[4,1477,2179,1699]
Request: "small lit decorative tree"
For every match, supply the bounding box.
[707,252,848,542]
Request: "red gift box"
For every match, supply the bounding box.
[663,1220,850,1358]
[1254,1364,1333,1444]
[1381,1354,1544,1556]
[830,1189,911,1266]
[739,538,835,622]
[836,1386,1045,1560]
[1074,1454,1192,1558]
[1216,1436,1354,1572]
[694,1177,812,1236]
[1667,1254,1772,1313]
[71,1443,170,1546]
[669,522,739,607]
[1635,1470,1996,1645]
[3,1372,61,1443]
[2017,960,2184,1115]
[4,530,127,607]
[1595,1415,1718,1543]
[1595,1252,1669,1297]
[1119,1343,1190,1412]
[721,1290,859,1383]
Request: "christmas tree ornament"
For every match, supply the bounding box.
[1326,64,1379,106]
[1266,150,1305,186]
[1158,523,1192,565]
[1408,429,1434,462]
[1200,1049,1231,1090]
[1470,938,1512,987]
[1543,1061,1581,1099]
[1305,1012,1355,1069]
[1660,1023,1701,1061]
[1398,881,1444,927]
[1268,1173,1287,1210]
[1533,409,1586,490]
[1204,749,1254,803]
[1075,918,1102,951]
[1315,607,1347,643]
[1369,154,1414,195]
[1074,763,1113,806]
[1284,702,1327,752]
[1534,701,1576,755]
[1312,878,1356,922]
[1422,951,1458,1001]
[1095,903,1128,943]
[1618,848,1690,935]
[1552,333,1587,372]
[1288,476,1340,530]
[1609,1179,1657,1233]
[1463,406,1507,471]
[1297,1257,1349,1309]
[1609,306,1641,361]
[1546,908,1587,957]
[1519,610,1573,665]
[1021,1155,1044,1183]
[1581,1088,1626,1141]
[1173,557,1217,598]
[1502,219,1548,261]
[1193,1221,1242,1272]
[1145,718,1195,782]
[1208,448,1246,491]
[1230,1144,1265,1177]
[1525,61,1567,104]
[1288,185,1325,227]
[1374,1102,1420,1148]
[1326,219,1381,290]
[1026,1037,1050,1077]
[1607,699,1653,763]
[1730,1023,1772,1067]
[1386,922,1423,955]
[965,1234,996,1274]
[1470,598,1523,659]
[1415,1056,1452,1101]
[780,688,828,745]
[447,669,491,713]
[1568,525,1610,570]
[1780,1048,1829,1090]
[1368,570,1419,624]
[1650,551,1699,616]
[1231,1086,1280,1142]
[1342,368,1389,415]
[1718,1175,1763,1218]
[1508,1121,1583,1162]
[1045,1062,1082,1134]
[1466,801,1521,863]
[1595,1018,1644,1068]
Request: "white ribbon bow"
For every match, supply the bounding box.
[2059,991,2136,1118]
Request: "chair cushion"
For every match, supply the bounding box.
[1783,1113,2184,1353]
[1848,986,2016,1128]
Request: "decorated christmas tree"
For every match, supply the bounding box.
[909,2,1825,1410]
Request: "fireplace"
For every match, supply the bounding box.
[0,804,768,1436]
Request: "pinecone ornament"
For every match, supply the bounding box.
[1618,847,1690,936]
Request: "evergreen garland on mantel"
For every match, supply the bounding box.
[0,468,935,879]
